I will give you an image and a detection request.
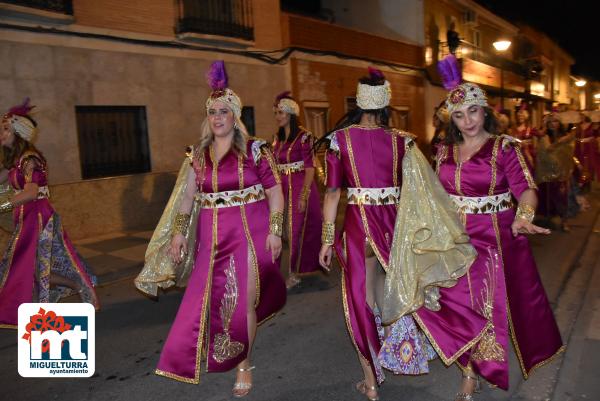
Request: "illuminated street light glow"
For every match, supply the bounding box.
[575,80,587,87]
[493,40,511,51]
[594,93,600,99]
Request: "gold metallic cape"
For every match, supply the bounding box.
[535,136,575,183]
[382,143,477,325]
[134,159,199,297]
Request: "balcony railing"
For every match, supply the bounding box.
[440,40,525,77]
[177,0,254,42]
[0,0,73,14]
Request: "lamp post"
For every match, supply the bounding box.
[493,40,512,109]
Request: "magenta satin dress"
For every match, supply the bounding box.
[434,136,564,389]
[513,126,541,169]
[0,152,98,328]
[273,129,321,276]
[326,125,486,381]
[155,139,286,384]
[575,124,600,181]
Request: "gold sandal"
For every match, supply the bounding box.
[455,367,480,401]
[355,380,379,401]
[232,366,255,398]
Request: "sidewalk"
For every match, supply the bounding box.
[74,230,153,285]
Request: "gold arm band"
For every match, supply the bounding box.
[173,212,191,236]
[269,211,284,237]
[516,203,535,223]
[300,185,311,202]
[321,221,335,246]
[0,200,13,214]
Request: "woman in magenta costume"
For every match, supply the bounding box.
[575,114,600,182]
[513,104,542,168]
[319,68,482,401]
[272,91,322,288]
[432,55,563,399]
[135,61,286,397]
[536,113,575,231]
[0,99,99,329]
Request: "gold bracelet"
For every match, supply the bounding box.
[173,212,191,236]
[0,200,13,214]
[322,221,335,245]
[516,203,535,223]
[300,185,310,202]
[269,211,284,237]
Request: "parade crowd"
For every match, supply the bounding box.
[1,55,599,401]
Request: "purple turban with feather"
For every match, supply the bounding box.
[205,60,242,118]
[356,66,391,110]
[438,55,487,114]
[3,98,38,142]
[273,91,299,115]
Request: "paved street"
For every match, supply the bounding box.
[1,187,599,401]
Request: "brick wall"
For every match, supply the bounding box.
[291,59,426,141]
[73,0,176,37]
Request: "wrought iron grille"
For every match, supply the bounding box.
[75,106,151,179]
[0,0,73,14]
[177,0,254,41]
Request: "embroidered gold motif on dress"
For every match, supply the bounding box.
[472,250,505,362]
[277,161,305,175]
[197,184,265,209]
[347,187,401,206]
[449,192,513,215]
[213,256,244,363]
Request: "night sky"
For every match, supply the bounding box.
[475,0,599,81]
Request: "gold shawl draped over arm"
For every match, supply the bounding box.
[535,136,575,183]
[134,158,200,297]
[382,141,477,325]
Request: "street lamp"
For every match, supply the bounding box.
[575,80,587,87]
[493,40,512,108]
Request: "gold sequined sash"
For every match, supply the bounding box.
[277,161,304,175]
[347,186,401,206]
[449,192,513,215]
[197,184,265,209]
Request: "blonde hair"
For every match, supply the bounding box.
[198,113,249,157]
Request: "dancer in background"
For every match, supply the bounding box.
[272,92,322,288]
[536,113,575,231]
[0,99,99,329]
[513,104,542,168]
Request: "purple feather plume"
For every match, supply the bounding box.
[8,97,35,117]
[367,66,385,80]
[437,55,462,91]
[205,60,228,91]
[274,90,293,106]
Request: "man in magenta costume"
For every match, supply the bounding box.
[272,91,322,288]
[135,61,286,398]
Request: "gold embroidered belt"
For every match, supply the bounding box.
[449,192,513,214]
[15,185,50,200]
[197,184,265,209]
[347,187,401,206]
[277,161,304,175]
